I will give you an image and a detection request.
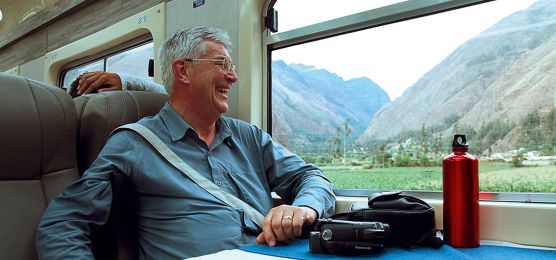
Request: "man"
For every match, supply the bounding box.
[36,27,335,259]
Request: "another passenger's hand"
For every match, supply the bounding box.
[77,71,123,95]
[256,205,317,246]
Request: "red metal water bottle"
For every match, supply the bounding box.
[442,134,479,247]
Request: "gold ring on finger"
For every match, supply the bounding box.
[282,215,293,221]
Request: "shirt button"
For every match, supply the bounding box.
[216,181,222,186]
[207,151,212,157]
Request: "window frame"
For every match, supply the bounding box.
[263,0,556,203]
[58,34,153,89]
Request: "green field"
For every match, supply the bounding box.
[321,161,556,192]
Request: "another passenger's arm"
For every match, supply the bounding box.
[119,72,167,93]
[77,71,166,95]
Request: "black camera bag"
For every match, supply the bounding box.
[331,191,443,248]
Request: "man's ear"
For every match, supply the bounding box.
[172,59,190,84]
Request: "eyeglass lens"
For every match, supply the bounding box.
[221,59,236,73]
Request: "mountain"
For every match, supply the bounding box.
[272,60,390,150]
[359,0,556,146]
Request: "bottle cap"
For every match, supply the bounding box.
[452,134,468,148]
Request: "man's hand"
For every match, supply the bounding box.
[256,205,317,246]
[77,72,123,95]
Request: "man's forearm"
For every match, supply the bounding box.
[120,72,167,94]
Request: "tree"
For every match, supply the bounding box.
[343,119,352,165]
[452,122,461,137]
[330,127,342,162]
[435,132,443,156]
[512,151,524,167]
[375,144,391,167]
[419,123,429,158]
[394,154,410,167]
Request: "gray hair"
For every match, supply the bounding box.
[158,27,233,93]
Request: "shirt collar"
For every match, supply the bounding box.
[159,103,190,141]
[159,103,233,143]
[215,116,233,147]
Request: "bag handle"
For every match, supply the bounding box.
[368,191,402,207]
[369,191,430,210]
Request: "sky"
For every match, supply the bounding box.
[272,0,538,100]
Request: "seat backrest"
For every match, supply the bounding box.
[0,73,80,260]
[73,90,167,259]
[74,91,168,174]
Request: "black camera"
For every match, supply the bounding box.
[309,218,390,255]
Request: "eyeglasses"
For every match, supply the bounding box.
[184,58,236,74]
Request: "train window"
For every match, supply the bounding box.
[60,41,154,91]
[272,0,405,33]
[106,42,154,81]
[267,0,555,200]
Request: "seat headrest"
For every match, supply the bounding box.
[0,73,78,180]
[0,73,80,260]
[74,91,168,174]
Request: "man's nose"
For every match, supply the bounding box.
[226,68,238,83]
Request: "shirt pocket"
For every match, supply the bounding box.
[226,168,273,219]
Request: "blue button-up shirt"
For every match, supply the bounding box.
[37,103,335,259]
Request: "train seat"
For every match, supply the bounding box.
[73,91,167,259]
[0,73,80,260]
[74,91,169,174]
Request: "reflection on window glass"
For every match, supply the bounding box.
[107,42,154,81]
[61,60,103,91]
[271,0,556,193]
[273,0,406,32]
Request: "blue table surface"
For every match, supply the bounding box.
[241,239,556,259]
